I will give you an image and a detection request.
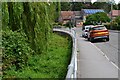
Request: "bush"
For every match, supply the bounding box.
[83,22,94,26]
[111,25,120,30]
[58,22,62,25]
[2,30,33,71]
[63,21,74,28]
[104,23,111,29]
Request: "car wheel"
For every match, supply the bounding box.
[82,35,84,37]
[85,34,88,38]
[106,38,109,41]
[90,38,94,42]
[88,38,90,41]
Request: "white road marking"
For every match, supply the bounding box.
[111,61,120,70]
[104,55,110,61]
[90,42,120,70]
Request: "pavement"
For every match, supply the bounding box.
[75,28,118,78]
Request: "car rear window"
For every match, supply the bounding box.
[92,26,106,30]
[86,27,90,29]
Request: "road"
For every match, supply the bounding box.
[94,30,119,66]
[75,27,119,78]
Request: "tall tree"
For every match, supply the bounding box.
[85,12,110,25]
[118,3,120,10]
[71,2,84,11]
[60,2,71,11]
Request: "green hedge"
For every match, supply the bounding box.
[2,30,33,70]
[104,24,120,30]
[63,21,74,28]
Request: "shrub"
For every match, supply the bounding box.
[104,23,111,29]
[63,21,74,28]
[2,30,33,71]
[111,25,120,30]
[58,22,62,25]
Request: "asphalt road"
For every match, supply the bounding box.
[93,30,119,66]
[75,27,118,78]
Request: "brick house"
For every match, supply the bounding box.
[108,10,120,20]
[59,11,75,25]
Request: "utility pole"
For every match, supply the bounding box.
[110,1,113,29]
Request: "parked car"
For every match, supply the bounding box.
[82,25,93,38]
[87,25,109,42]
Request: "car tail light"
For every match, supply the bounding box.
[90,31,96,34]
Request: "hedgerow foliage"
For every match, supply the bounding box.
[2,30,32,70]
[2,2,61,71]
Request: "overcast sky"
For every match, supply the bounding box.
[114,0,120,4]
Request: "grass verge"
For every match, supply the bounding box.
[3,33,72,78]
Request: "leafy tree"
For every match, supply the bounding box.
[7,2,23,31]
[60,2,118,12]
[64,21,74,28]
[115,16,120,25]
[92,2,111,12]
[60,2,71,11]
[61,2,93,11]
[110,16,120,30]
[2,2,61,72]
[85,14,97,25]
[118,3,120,10]
[55,2,61,22]
[71,2,86,11]
[2,2,9,30]
[92,2,118,12]
[85,12,110,25]
[3,2,60,54]
[96,12,110,23]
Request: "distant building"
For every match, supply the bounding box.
[81,9,105,22]
[59,11,83,27]
[58,9,105,27]
[73,11,83,27]
[58,11,75,25]
[109,10,120,19]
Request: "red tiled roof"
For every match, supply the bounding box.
[60,11,75,20]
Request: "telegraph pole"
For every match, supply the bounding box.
[110,1,113,29]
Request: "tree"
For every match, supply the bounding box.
[2,2,61,72]
[71,2,86,11]
[115,16,120,25]
[85,14,97,25]
[55,2,61,22]
[110,16,120,30]
[85,12,110,25]
[118,3,120,10]
[60,2,71,11]
[96,12,110,23]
